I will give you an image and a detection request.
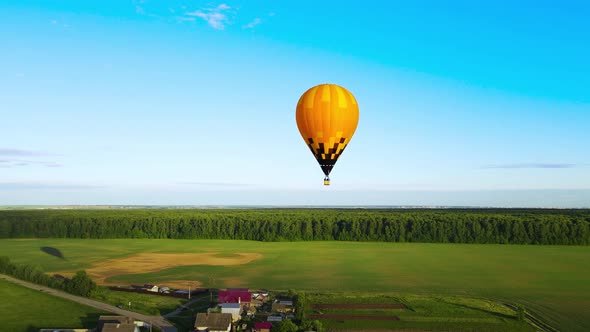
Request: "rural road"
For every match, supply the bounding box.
[164,293,211,318]
[0,274,178,332]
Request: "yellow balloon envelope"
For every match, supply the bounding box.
[296,84,359,185]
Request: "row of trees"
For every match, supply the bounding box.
[1,209,589,245]
[0,256,96,297]
[271,319,323,332]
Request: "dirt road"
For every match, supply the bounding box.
[0,274,177,332]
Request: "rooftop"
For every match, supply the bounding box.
[101,323,137,332]
[98,316,135,331]
[254,322,272,330]
[195,313,232,331]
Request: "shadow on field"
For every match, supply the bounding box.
[25,324,39,332]
[80,312,105,328]
[40,246,66,260]
[23,313,103,332]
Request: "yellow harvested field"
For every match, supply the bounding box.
[52,252,262,288]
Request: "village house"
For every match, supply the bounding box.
[220,303,242,322]
[271,300,294,313]
[218,288,252,305]
[100,323,139,332]
[252,292,269,301]
[97,316,141,332]
[253,322,272,332]
[194,313,232,332]
[250,292,269,308]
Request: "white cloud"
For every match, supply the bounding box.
[0,159,62,168]
[0,182,103,190]
[176,16,196,22]
[0,148,49,156]
[0,149,62,168]
[243,17,261,29]
[185,3,233,30]
[50,20,70,28]
[482,163,577,169]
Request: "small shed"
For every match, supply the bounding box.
[143,284,159,292]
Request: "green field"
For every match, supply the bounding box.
[92,287,186,315]
[0,278,108,332]
[1,239,589,331]
[305,293,535,332]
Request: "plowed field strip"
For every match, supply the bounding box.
[309,314,400,320]
[312,304,405,309]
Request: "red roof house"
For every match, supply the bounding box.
[253,322,272,332]
[218,289,252,304]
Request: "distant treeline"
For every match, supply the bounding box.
[0,256,97,297]
[0,209,589,245]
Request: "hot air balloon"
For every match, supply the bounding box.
[296,84,359,185]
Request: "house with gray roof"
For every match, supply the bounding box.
[194,313,232,332]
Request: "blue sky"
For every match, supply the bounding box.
[1,0,589,207]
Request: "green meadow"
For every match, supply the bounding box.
[1,239,589,331]
[0,277,108,332]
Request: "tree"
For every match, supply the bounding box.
[312,320,324,332]
[272,319,298,332]
[66,270,97,297]
[294,292,307,321]
[298,320,323,332]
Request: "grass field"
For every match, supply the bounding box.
[0,239,588,331]
[92,287,186,315]
[0,278,108,332]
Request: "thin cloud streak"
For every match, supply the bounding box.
[0,182,104,190]
[185,4,232,30]
[243,18,261,29]
[176,181,252,187]
[0,159,62,168]
[0,148,49,156]
[0,148,62,167]
[482,163,576,169]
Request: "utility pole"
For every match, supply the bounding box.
[189,284,191,300]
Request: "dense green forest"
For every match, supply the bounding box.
[0,209,589,245]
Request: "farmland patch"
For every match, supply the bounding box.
[52,252,262,288]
